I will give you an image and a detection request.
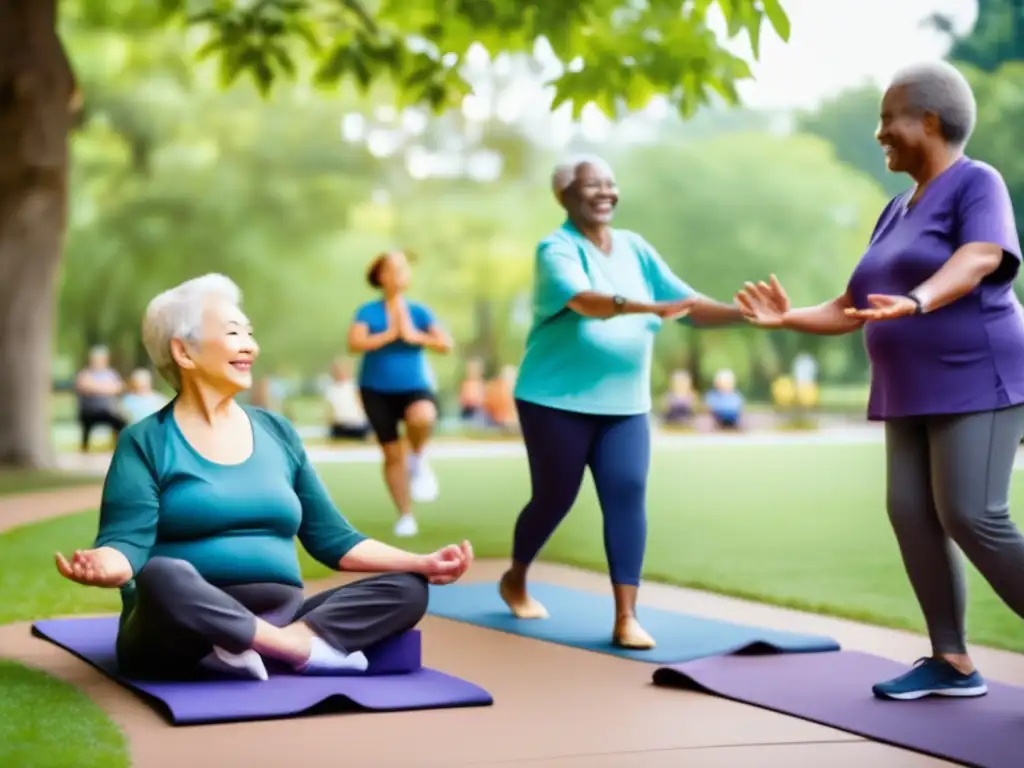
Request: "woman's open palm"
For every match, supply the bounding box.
[55,549,127,588]
[735,275,791,328]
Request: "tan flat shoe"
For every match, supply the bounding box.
[498,572,549,619]
[613,616,656,650]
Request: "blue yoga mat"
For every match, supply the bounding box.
[428,582,840,664]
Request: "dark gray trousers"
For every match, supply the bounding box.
[886,404,1024,655]
[116,556,429,679]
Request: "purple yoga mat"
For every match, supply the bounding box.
[33,616,492,725]
[654,650,1024,768]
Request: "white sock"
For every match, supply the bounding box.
[408,452,422,474]
[200,646,269,681]
[298,637,369,676]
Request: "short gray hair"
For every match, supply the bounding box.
[889,61,977,148]
[551,154,615,197]
[141,273,242,391]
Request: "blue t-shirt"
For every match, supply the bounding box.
[354,299,437,393]
[705,390,744,419]
[514,221,697,416]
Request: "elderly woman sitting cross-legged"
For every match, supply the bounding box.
[54,274,473,681]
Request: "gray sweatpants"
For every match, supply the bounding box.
[886,404,1024,655]
[116,556,429,680]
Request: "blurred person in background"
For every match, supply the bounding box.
[75,345,127,452]
[738,61,1024,701]
[121,368,168,424]
[660,369,696,427]
[484,365,519,433]
[704,369,744,430]
[323,358,369,441]
[458,357,486,425]
[500,154,748,649]
[347,250,453,538]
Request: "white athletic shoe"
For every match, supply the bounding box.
[200,646,269,681]
[393,513,419,537]
[409,456,439,503]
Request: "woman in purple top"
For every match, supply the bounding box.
[738,61,1024,701]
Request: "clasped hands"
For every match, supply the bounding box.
[733,275,918,326]
[385,301,426,345]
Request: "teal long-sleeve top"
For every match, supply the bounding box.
[94,403,367,618]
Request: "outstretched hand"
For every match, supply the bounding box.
[422,540,474,585]
[843,294,918,322]
[653,297,698,320]
[55,548,129,588]
[735,274,790,328]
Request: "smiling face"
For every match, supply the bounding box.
[876,85,941,175]
[172,296,258,396]
[561,162,619,226]
[377,251,412,294]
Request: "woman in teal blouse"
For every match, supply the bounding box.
[54,274,473,681]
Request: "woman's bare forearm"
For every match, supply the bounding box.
[783,295,864,336]
[687,298,745,326]
[339,539,428,573]
[567,292,659,319]
[347,329,396,352]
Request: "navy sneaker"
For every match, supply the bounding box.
[872,657,988,701]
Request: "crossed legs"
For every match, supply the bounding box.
[117,557,428,681]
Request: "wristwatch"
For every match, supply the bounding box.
[907,292,925,315]
[612,295,627,314]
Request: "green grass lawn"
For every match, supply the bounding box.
[0,660,128,768]
[0,469,99,498]
[3,440,1023,651]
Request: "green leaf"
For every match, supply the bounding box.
[761,0,791,42]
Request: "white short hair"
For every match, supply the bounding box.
[551,154,615,198]
[714,368,736,388]
[142,273,242,391]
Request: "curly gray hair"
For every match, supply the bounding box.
[888,61,977,148]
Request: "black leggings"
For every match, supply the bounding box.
[79,410,127,451]
[116,557,429,680]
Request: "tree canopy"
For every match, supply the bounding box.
[69,0,791,117]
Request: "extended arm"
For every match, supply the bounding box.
[642,240,744,327]
[784,292,865,335]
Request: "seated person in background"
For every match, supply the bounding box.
[484,366,519,432]
[324,358,369,441]
[54,274,473,682]
[661,370,696,426]
[120,369,168,424]
[75,345,127,452]
[459,357,486,424]
[705,369,744,429]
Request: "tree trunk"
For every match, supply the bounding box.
[0,0,76,468]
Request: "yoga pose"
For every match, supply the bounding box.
[55,274,473,682]
[347,250,453,538]
[738,61,1024,701]
[500,155,746,649]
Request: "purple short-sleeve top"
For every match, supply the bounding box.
[847,157,1024,421]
